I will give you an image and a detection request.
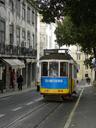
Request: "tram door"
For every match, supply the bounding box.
[69,63,73,93]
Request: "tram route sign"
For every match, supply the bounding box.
[41,77,68,89]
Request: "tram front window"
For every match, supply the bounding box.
[60,62,68,77]
[41,62,48,76]
[49,62,58,77]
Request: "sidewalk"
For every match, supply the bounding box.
[68,85,96,128]
[0,85,37,98]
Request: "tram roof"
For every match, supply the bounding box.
[40,53,73,60]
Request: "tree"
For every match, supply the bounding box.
[34,0,96,80]
[55,16,96,54]
[34,0,96,54]
[34,0,65,23]
[55,17,76,47]
[55,17,96,78]
[35,0,96,25]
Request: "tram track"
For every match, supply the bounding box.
[33,103,63,128]
[3,101,62,128]
[2,102,46,128]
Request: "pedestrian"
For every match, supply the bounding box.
[17,75,23,90]
[1,69,6,93]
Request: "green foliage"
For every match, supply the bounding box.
[35,0,96,25]
[34,0,96,66]
[55,16,96,54]
[84,56,94,69]
[34,0,96,53]
[35,0,65,23]
[55,17,77,47]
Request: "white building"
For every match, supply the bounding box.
[0,0,37,92]
[37,15,57,59]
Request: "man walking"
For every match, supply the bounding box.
[17,75,23,90]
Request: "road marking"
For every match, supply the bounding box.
[26,101,34,105]
[64,87,84,128]
[34,97,43,102]
[12,107,22,111]
[26,97,43,106]
[0,114,5,118]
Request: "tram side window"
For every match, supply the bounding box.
[74,66,77,78]
[69,63,72,77]
[60,62,68,76]
[41,62,48,76]
[49,62,58,77]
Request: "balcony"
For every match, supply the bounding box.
[0,44,37,58]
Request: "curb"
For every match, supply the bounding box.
[0,87,37,98]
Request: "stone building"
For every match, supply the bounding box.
[37,15,57,59]
[68,46,94,82]
[0,0,37,91]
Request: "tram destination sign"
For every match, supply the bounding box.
[44,49,69,55]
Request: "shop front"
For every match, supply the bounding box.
[0,58,25,91]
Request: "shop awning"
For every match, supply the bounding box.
[2,59,25,69]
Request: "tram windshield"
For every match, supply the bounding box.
[41,62,48,76]
[60,62,68,77]
[49,62,58,77]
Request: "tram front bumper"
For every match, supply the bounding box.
[40,88,70,95]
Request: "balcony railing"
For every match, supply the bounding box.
[0,44,37,58]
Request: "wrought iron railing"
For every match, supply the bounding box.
[0,44,37,58]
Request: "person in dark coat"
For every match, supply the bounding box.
[0,69,6,93]
[17,75,23,90]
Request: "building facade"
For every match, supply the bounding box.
[68,46,94,82]
[0,0,37,92]
[60,45,94,82]
[38,15,57,58]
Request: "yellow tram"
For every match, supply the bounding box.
[38,49,78,99]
